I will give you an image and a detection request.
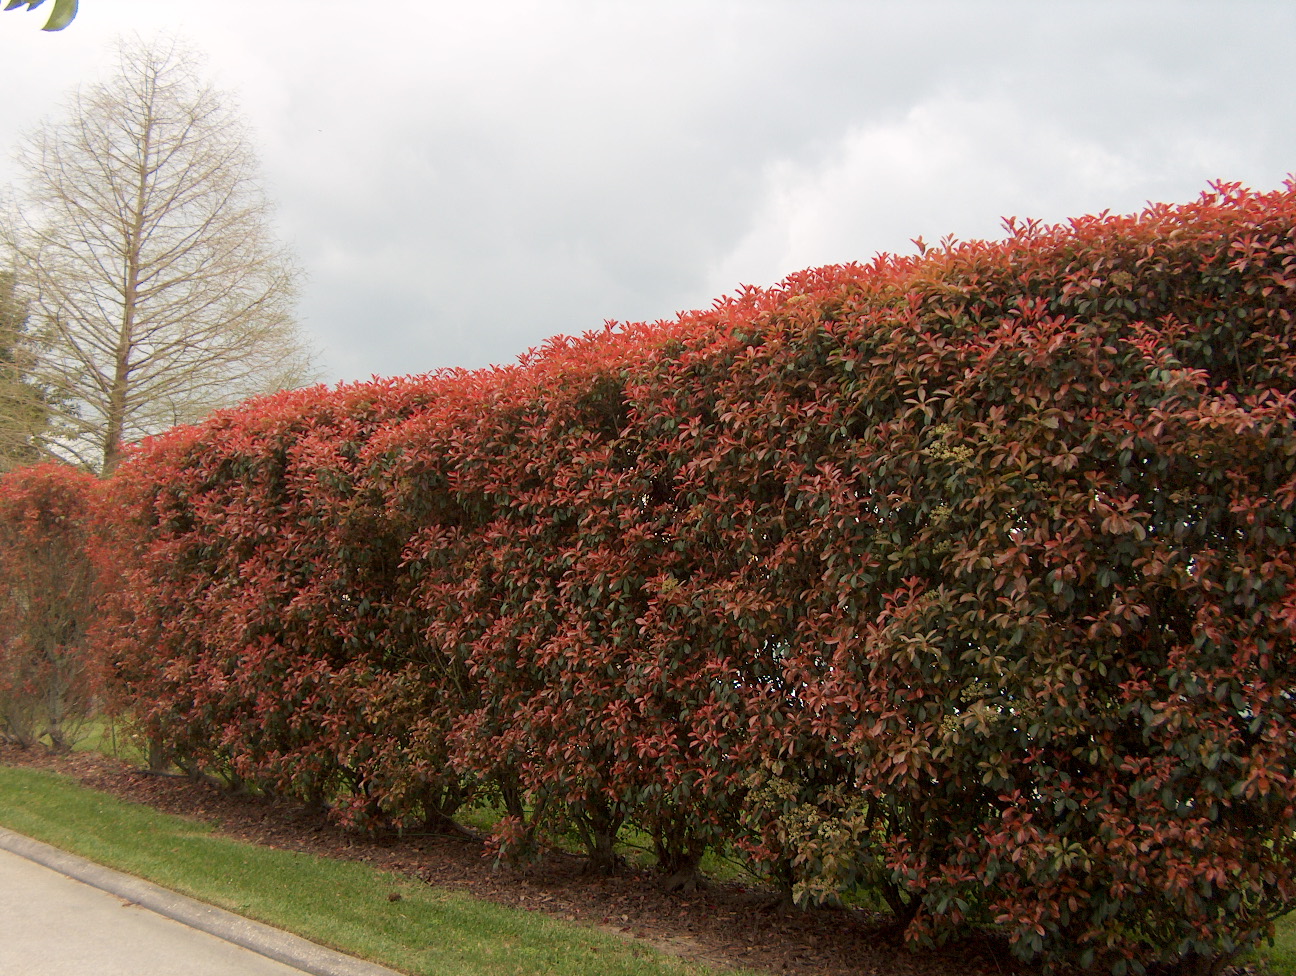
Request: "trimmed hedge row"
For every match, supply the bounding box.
[90,181,1296,973]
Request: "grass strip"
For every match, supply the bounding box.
[1258,920,1296,975]
[3,761,1292,975]
[0,765,736,976]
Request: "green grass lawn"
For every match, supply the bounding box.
[72,714,149,765]
[0,765,744,976]
[3,758,1293,975]
[1253,915,1296,975]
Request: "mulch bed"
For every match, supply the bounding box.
[0,743,1057,976]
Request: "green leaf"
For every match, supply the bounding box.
[41,0,74,28]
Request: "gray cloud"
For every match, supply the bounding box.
[2,1,1293,382]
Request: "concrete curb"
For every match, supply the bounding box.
[0,826,405,976]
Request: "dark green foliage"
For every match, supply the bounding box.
[0,272,56,472]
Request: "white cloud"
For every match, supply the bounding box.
[706,91,1277,298]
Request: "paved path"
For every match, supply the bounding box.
[0,827,404,976]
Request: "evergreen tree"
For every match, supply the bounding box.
[0,271,54,473]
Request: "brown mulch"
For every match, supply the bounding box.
[0,743,1034,976]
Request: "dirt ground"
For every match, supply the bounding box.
[0,744,1097,976]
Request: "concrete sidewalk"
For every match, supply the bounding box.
[0,827,404,976]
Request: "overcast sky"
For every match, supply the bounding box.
[1,1,1293,384]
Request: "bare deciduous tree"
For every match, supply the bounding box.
[3,37,315,472]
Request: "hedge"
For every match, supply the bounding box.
[89,180,1296,973]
